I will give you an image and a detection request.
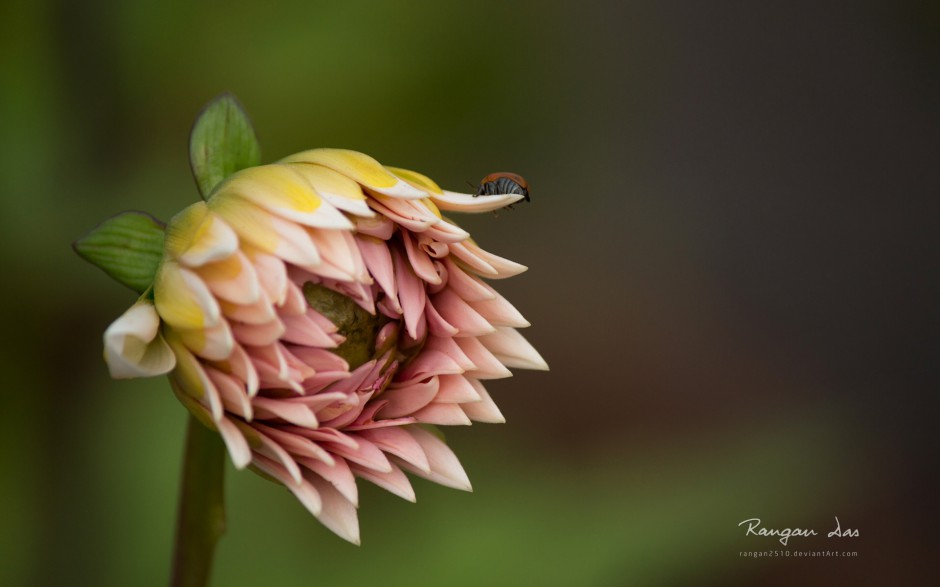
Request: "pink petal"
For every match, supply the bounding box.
[369,195,437,232]
[397,426,472,492]
[434,374,482,404]
[248,249,289,306]
[442,258,496,302]
[356,427,430,473]
[231,318,286,347]
[460,381,505,424]
[287,345,348,372]
[252,397,319,428]
[430,288,496,337]
[479,327,549,371]
[219,294,278,325]
[278,280,308,315]
[351,462,415,503]
[251,453,322,516]
[455,336,512,379]
[424,298,459,337]
[197,251,261,305]
[206,366,253,420]
[396,350,464,384]
[184,398,251,469]
[308,228,366,282]
[210,342,259,397]
[393,248,426,339]
[447,242,496,276]
[354,214,395,240]
[377,376,440,419]
[422,216,470,243]
[298,427,359,450]
[307,474,360,545]
[215,416,252,469]
[471,294,530,328]
[402,231,442,285]
[300,455,359,507]
[238,423,303,484]
[322,435,392,473]
[424,335,476,371]
[460,241,527,279]
[418,235,449,259]
[280,310,339,347]
[413,402,472,426]
[357,236,400,312]
[252,423,333,467]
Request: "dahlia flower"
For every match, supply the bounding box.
[91,136,546,544]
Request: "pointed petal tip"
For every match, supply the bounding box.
[432,190,524,213]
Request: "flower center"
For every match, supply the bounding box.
[302,282,388,370]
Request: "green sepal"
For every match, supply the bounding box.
[189,92,261,198]
[73,211,165,293]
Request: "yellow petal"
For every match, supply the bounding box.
[166,332,225,422]
[282,148,426,199]
[154,261,221,329]
[103,300,176,378]
[164,202,239,266]
[385,166,444,195]
[210,195,322,269]
[215,164,352,229]
[287,162,375,217]
[176,317,235,361]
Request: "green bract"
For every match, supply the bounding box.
[190,93,262,198]
[73,211,166,293]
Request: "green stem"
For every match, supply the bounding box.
[170,415,227,587]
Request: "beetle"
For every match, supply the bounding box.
[475,172,530,203]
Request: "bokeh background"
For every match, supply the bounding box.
[1,0,937,585]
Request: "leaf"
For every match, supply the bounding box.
[73,211,165,293]
[189,92,262,198]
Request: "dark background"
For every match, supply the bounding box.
[1,0,936,585]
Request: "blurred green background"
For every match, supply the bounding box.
[1,0,936,585]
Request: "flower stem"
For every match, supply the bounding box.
[170,414,227,587]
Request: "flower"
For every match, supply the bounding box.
[103,148,547,544]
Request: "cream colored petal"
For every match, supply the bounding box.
[154,261,221,330]
[282,148,426,200]
[103,300,176,378]
[431,190,524,213]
